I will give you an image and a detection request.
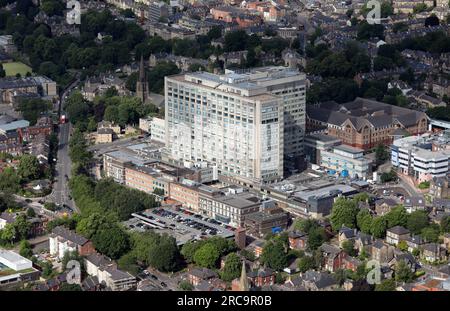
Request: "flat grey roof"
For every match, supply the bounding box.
[217,192,261,209]
[0,120,30,132]
[106,150,153,166]
[293,184,357,201]
[305,133,341,143]
[0,249,31,267]
[334,144,364,154]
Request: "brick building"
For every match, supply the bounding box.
[307,98,428,150]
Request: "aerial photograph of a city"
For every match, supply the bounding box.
[1,0,450,302]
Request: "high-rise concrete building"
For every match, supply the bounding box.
[164,67,306,184]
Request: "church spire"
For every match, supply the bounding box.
[239,261,249,291]
[139,54,145,82]
[136,54,148,103]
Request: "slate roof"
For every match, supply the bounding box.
[302,270,337,289]
[356,232,373,245]
[189,268,218,280]
[248,268,275,278]
[82,275,99,291]
[423,243,440,253]
[404,196,425,207]
[307,97,427,130]
[320,243,341,255]
[375,198,398,207]
[52,226,89,246]
[387,226,410,236]
[339,226,356,239]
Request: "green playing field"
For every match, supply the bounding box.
[1,62,33,77]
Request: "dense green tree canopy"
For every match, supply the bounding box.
[194,243,220,269]
[330,197,359,230]
[221,253,241,282]
[92,225,130,259]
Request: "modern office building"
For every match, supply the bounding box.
[199,190,262,227]
[165,66,306,184]
[304,133,342,165]
[320,144,373,179]
[0,250,40,287]
[391,131,450,183]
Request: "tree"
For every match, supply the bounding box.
[385,205,408,228]
[395,260,413,283]
[0,223,16,243]
[342,240,356,257]
[239,249,256,262]
[374,56,394,71]
[294,219,319,233]
[371,216,388,238]
[441,215,450,233]
[221,253,241,282]
[194,243,220,269]
[413,3,428,14]
[297,256,315,273]
[147,234,180,272]
[207,25,222,41]
[59,283,82,291]
[117,252,139,275]
[425,14,440,27]
[19,240,33,258]
[0,192,15,213]
[0,167,20,193]
[148,61,180,94]
[224,30,249,52]
[260,239,288,270]
[26,207,36,218]
[17,154,41,181]
[397,240,408,252]
[357,21,384,41]
[421,226,440,243]
[179,280,194,291]
[334,268,348,286]
[13,214,30,240]
[330,197,359,230]
[41,0,64,16]
[17,98,51,126]
[92,226,130,259]
[181,240,205,263]
[375,278,396,291]
[44,202,58,212]
[65,92,91,130]
[380,169,397,183]
[0,64,5,77]
[76,212,116,239]
[407,211,429,235]
[132,231,180,272]
[356,209,373,234]
[41,261,54,279]
[307,227,327,250]
[375,144,389,164]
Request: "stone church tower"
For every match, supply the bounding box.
[136,55,148,103]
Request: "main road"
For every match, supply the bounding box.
[47,77,80,212]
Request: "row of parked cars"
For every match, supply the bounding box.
[151,208,228,236]
[178,208,237,232]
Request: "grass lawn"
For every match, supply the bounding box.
[2,62,32,77]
